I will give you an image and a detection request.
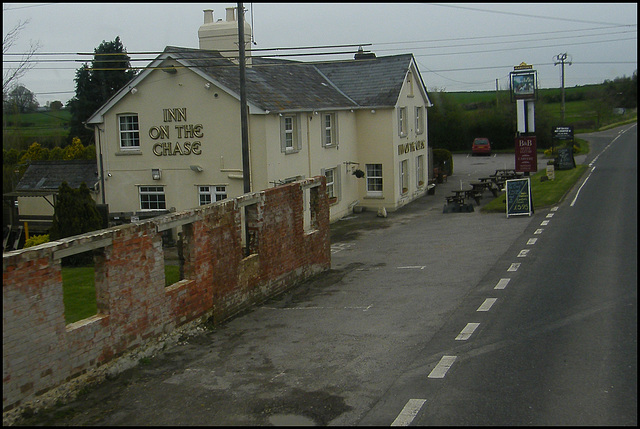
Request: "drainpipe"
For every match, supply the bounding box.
[85,122,106,205]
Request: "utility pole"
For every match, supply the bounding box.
[554,53,572,124]
[238,2,252,256]
[238,2,250,195]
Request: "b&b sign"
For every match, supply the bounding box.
[515,136,537,173]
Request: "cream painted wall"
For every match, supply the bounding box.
[97,61,246,214]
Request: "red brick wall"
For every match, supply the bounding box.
[2,177,329,415]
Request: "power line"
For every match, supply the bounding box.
[429,3,635,27]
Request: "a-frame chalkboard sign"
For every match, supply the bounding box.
[506,178,533,218]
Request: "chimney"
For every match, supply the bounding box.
[354,46,376,60]
[225,7,237,22]
[203,9,213,24]
[198,7,252,64]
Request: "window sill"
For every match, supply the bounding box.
[116,149,142,156]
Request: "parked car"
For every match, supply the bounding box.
[471,137,491,156]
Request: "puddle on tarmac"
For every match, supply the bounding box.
[268,413,316,426]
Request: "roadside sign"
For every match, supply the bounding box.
[515,136,537,173]
[552,125,574,141]
[506,178,533,218]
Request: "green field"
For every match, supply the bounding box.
[62,264,181,324]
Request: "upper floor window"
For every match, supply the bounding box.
[398,107,407,138]
[415,106,424,135]
[322,113,338,147]
[280,114,301,153]
[324,167,336,200]
[119,114,140,149]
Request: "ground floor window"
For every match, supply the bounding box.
[400,159,409,194]
[199,185,227,205]
[416,155,424,187]
[366,164,383,197]
[139,186,166,210]
[325,168,336,199]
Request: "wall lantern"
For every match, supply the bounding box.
[205,82,212,90]
[190,165,204,172]
[130,88,138,95]
[152,169,161,180]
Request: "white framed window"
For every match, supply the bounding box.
[119,114,140,149]
[400,159,409,194]
[415,106,424,135]
[199,185,227,206]
[280,114,301,153]
[323,167,341,202]
[416,155,424,187]
[366,164,383,197]
[139,186,165,210]
[398,107,407,137]
[322,112,338,147]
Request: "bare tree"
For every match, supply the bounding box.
[3,19,41,98]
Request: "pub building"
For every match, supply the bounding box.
[86,7,432,231]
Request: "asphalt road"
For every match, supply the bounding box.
[15,125,636,426]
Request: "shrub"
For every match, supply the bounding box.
[433,148,453,175]
[24,234,50,248]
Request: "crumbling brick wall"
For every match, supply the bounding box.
[2,177,329,415]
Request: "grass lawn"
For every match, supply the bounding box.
[481,164,588,213]
[62,264,181,324]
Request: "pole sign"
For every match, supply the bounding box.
[506,178,533,218]
[515,136,537,173]
[552,125,574,141]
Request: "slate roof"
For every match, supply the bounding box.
[162,46,420,112]
[13,160,99,196]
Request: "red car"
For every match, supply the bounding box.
[471,138,491,156]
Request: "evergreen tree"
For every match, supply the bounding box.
[49,182,103,240]
[67,36,136,145]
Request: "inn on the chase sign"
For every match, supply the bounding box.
[397,140,426,155]
[149,108,203,156]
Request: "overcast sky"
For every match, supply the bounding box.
[3,2,637,106]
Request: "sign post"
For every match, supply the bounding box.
[506,178,533,218]
[510,63,538,176]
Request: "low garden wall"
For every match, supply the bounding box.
[2,177,329,419]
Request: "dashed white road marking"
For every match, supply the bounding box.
[527,238,537,245]
[546,213,554,218]
[477,298,497,312]
[455,322,480,341]
[551,206,559,212]
[541,220,550,226]
[391,399,427,426]
[494,278,511,290]
[518,249,530,258]
[428,355,457,378]
[508,263,521,272]
[397,266,426,270]
[534,229,543,234]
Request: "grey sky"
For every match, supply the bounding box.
[3,3,637,106]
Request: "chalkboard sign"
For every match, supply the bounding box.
[556,147,576,170]
[506,178,533,217]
